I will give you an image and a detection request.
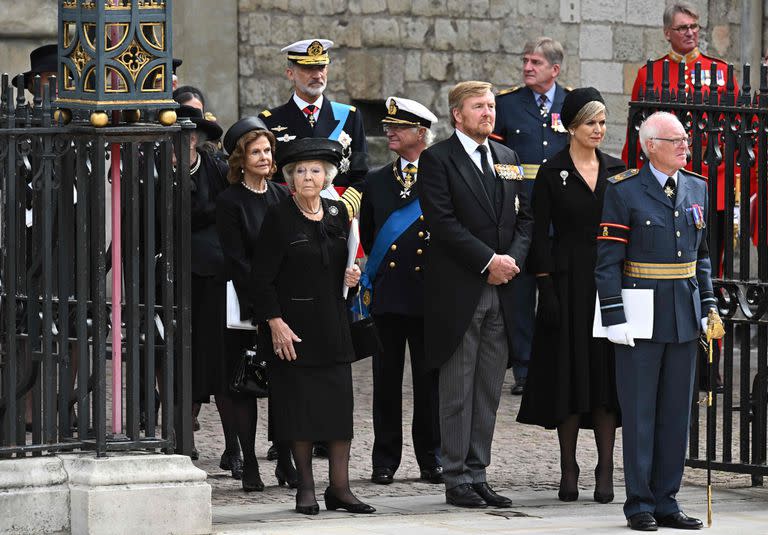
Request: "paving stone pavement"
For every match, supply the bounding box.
[192,356,756,513]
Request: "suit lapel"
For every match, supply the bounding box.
[641,167,674,208]
[674,172,690,209]
[314,101,340,138]
[447,135,497,221]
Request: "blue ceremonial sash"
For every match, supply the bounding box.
[352,199,422,317]
[329,102,351,141]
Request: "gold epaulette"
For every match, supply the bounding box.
[564,86,573,92]
[607,168,639,184]
[259,109,272,117]
[497,85,521,96]
[349,105,357,112]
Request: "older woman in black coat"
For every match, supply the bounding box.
[250,138,373,516]
[216,118,294,491]
[517,88,624,504]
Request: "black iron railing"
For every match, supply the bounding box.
[627,59,768,485]
[0,73,192,457]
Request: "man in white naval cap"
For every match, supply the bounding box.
[358,97,442,486]
[259,38,368,219]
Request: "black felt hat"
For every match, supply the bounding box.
[177,105,223,141]
[223,116,270,155]
[276,137,343,168]
[560,87,605,130]
[13,44,58,88]
[172,58,182,74]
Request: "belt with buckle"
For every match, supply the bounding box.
[623,260,696,279]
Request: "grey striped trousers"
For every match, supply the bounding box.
[439,284,509,489]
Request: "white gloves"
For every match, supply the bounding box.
[701,317,708,333]
[607,323,635,347]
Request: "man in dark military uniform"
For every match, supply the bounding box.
[359,97,441,486]
[491,37,570,395]
[259,39,368,219]
[596,111,723,532]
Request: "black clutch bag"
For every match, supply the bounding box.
[349,293,383,361]
[230,345,269,398]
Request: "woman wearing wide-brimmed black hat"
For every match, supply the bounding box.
[249,137,374,516]
[216,117,296,492]
[517,87,624,504]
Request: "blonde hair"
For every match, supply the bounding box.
[448,81,493,127]
[283,160,338,191]
[226,130,277,184]
[568,101,607,130]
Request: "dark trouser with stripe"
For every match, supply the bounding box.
[439,285,508,489]
[614,339,697,518]
[371,313,441,472]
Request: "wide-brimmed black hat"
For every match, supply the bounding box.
[13,44,58,89]
[223,116,270,155]
[276,138,343,168]
[560,87,605,130]
[177,105,223,141]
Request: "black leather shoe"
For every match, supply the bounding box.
[266,444,278,461]
[445,483,487,508]
[654,511,703,530]
[242,460,265,492]
[510,378,526,395]
[472,482,512,507]
[219,451,244,480]
[627,512,658,531]
[371,467,394,485]
[324,488,376,514]
[295,501,319,515]
[419,466,444,484]
[275,462,299,488]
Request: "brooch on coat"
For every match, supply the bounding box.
[494,164,524,180]
[337,131,353,174]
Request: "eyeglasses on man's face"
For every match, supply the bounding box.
[671,23,700,34]
[651,137,692,148]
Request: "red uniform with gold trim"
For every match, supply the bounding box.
[622,47,738,211]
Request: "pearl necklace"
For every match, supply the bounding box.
[242,180,268,194]
[189,155,201,174]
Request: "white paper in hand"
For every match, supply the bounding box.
[593,289,654,340]
[343,217,360,299]
[226,281,257,330]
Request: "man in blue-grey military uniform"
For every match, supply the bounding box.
[595,112,724,532]
[359,96,442,487]
[259,39,368,219]
[491,37,570,395]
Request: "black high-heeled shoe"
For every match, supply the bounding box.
[295,501,320,515]
[323,488,376,514]
[275,462,298,488]
[220,450,244,480]
[558,464,579,502]
[593,465,614,504]
[241,460,265,492]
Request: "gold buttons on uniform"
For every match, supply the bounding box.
[415,266,421,272]
[418,231,424,238]
[389,261,396,268]
[419,215,424,221]
[390,244,397,251]
[416,248,423,255]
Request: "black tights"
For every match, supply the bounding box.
[291,439,361,507]
[214,394,241,457]
[557,407,617,495]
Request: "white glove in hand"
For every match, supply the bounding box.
[701,317,708,334]
[606,323,635,347]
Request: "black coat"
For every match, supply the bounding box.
[418,133,534,370]
[260,97,369,190]
[517,147,624,429]
[216,181,291,319]
[190,150,230,277]
[359,160,428,316]
[250,196,355,367]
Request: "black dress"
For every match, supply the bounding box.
[189,150,230,403]
[517,148,625,429]
[215,180,290,396]
[250,196,355,441]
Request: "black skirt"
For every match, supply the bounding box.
[191,274,227,403]
[268,361,353,441]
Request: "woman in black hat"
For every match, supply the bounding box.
[216,118,296,491]
[517,87,624,504]
[250,138,374,516]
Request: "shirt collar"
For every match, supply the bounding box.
[293,93,324,112]
[536,84,557,106]
[649,162,678,188]
[400,156,419,170]
[455,128,489,156]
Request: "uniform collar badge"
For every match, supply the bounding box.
[271,125,288,132]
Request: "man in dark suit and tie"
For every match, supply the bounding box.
[419,81,534,508]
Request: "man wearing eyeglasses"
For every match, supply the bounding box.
[597,112,723,532]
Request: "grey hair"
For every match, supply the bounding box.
[424,128,435,146]
[282,160,337,191]
[522,37,564,67]
[567,101,606,130]
[663,2,699,29]
[638,111,684,157]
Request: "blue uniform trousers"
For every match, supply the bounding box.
[614,339,697,518]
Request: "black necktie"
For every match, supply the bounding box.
[664,176,676,203]
[538,94,548,116]
[476,145,497,204]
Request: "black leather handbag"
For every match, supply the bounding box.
[230,345,269,397]
[349,293,383,361]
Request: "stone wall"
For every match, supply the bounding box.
[0,1,57,84]
[238,0,759,161]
